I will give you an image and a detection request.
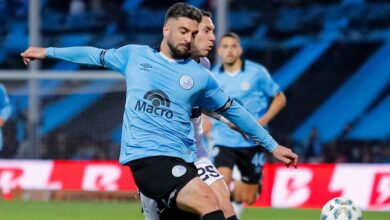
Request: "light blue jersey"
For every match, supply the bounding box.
[211,60,280,148]
[0,84,12,150]
[46,45,278,164]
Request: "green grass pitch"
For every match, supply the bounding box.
[0,200,389,220]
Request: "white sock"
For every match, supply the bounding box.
[231,201,244,219]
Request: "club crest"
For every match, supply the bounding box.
[179,75,194,90]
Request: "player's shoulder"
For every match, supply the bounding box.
[245,60,269,75]
[120,44,154,52]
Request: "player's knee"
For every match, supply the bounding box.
[177,178,221,214]
[200,186,221,209]
[242,191,257,205]
[210,181,235,217]
[219,200,236,217]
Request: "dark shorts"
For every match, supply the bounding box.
[127,156,198,209]
[213,146,266,184]
[159,207,200,220]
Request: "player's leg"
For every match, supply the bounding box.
[232,180,259,205]
[139,192,160,220]
[159,206,200,220]
[213,146,240,219]
[213,146,237,186]
[230,166,244,218]
[176,177,224,218]
[128,156,224,220]
[234,148,265,205]
[140,186,202,220]
[195,157,237,219]
[209,179,237,219]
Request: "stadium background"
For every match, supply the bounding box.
[0,0,389,219]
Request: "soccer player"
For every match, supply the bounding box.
[21,3,297,220]
[208,32,287,218]
[0,83,12,154]
[140,10,237,220]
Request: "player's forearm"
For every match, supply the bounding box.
[261,92,286,123]
[45,47,103,67]
[222,101,278,152]
[202,109,221,121]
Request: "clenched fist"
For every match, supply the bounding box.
[20,47,46,65]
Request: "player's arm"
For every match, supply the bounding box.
[201,109,248,140]
[0,85,12,127]
[258,92,286,126]
[257,67,286,126]
[21,45,131,73]
[198,73,298,167]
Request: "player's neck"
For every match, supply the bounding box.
[223,59,242,74]
[192,56,201,63]
[159,41,186,63]
[160,40,176,60]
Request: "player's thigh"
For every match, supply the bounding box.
[139,188,200,220]
[176,176,220,215]
[209,179,230,200]
[128,156,198,210]
[195,157,235,217]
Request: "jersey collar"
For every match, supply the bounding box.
[219,59,246,73]
[158,51,191,64]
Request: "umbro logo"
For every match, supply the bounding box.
[140,63,152,71]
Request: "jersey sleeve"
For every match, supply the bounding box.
[0,85,12,121]
[45,45,135,74]
[196,72,229,111]
[259,66,281,97]
[222,101,278,152]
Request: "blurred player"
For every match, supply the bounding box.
[209,32,287,218]
[0,83,12,154]
[140,10,237,220]
[21,3,297,220]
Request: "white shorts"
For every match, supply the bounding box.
[194,157,223,186]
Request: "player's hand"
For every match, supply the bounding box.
[20,47,46,65]
[272,145,298,168]
[0,118,4,127]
